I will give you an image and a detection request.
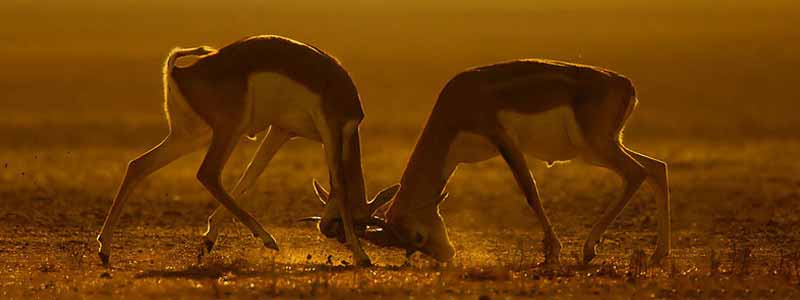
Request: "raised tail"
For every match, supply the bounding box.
[162,46,216,80]
[161,46,216,133]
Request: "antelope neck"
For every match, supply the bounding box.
[388,120,459,218]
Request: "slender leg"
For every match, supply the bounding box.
[582,142,647,265]
[491,127,562,266]
[200,126,292,255]
[196,129,279,252]
[97,131,210,266]
[322,120,372,266]
[625,148,670,265]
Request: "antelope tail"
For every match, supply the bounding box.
[161,45,216,131]
[162,46,217,78]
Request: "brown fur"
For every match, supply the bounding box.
[388,59,635,216]
[376,59,667,265]
[171,36,364,129]
[98,35,381,267]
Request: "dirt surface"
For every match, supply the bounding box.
[2,1,800,299]
[3,137,800,299]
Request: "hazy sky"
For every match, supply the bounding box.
[1,0,796,133]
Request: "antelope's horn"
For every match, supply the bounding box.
[364,216,388,227]
[367,183,400,213]
[297,216,322,223]
[312,179,329,206]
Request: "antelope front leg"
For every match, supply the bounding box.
[492,128,562,267]
[200,126,292,257]
[323,121,372,267]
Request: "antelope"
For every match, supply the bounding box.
[348,59,670,266]
[96,35,399,267]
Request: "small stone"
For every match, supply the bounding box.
[306,254,312,260]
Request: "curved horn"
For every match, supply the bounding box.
[297,216,322,223]
[360,216,412,249]
[367,183,400,213]
[312,179,329,206]
[364,216,388,227]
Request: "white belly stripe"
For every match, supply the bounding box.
[443,106,587,172]
[497,106,586,164]
[246,72,323,139]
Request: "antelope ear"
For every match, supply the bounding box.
[436,192,449,204]
[368,183,400,213]
[312,179,330,206]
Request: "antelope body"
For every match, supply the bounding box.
[96,35,397,267]
[359,59,670,266]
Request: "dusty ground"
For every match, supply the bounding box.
[2,1,800,299]
[2,135,800,299]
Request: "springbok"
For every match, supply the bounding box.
[96,35,398,267]
[348,59,670,266]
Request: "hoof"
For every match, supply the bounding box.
[98,252,110,267]
[541,261,560,270]
[197,239,215,264]
[538,260,561,273]
[583,247,597,265]
[355,257,373,267]
[263,240,280,251]
[543,237,563,267]
[256,231,279,251]
[542,256,561,269]
[582,241,598,265]
[203,239,215,253]
[649,251,668,267]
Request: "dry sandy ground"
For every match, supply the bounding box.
[1,133,799,299]
[2,1,800,299]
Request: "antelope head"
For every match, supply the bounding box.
[362,191,456,262]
